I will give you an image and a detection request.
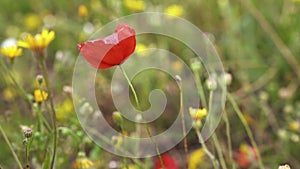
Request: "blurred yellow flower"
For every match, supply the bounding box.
[3,87,17,101]
[293,0,300,3]
[18,29,55,53]
[136,43,147,56]
[172,61,183,73]
[56,99,74,121]
[243,113,253,125]
[189,107,207,121]
[188,148,205,169]
[289,121,299,131]
[164,5,184,17]
[78,5,88,18]
[24,13,42,30]
[0,46,22,60]
[73,152,94,169]
[34,89,48,103]
[124,0,145,11]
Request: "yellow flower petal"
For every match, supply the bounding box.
[189,107,207,121]
[164,5,184,17]
[188,149,205,169]
[124,0,145,11]
[34,89,48,103]
[0,46,23,59]
[18,29,55,53]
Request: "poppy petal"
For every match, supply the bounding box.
[78,23,136,69]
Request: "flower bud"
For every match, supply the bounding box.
[36,74,44,85]
[206,77,217,91]
[224,72,232,86]
[112,111,123,126]
[192,120,202,129]
[23,138,28,145]
[278,164,291,169]
[24,128,33,138]
[175,75,182,82]
[190,58,201,71]
[135,114,142,123]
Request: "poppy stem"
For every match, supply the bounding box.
[118,65,166,169]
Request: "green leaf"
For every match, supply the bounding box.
[42,152,51,169]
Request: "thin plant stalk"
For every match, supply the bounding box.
[178,79,189,168]
[195,128,219,169]
[193,69,207,108]
[0,122,23,169]
[0,59,29,102]
[223,110,236,169]
[208,91,227,169]
[39,58,57,169]
[119,120,129,169]
[194,72,224,168]
[85,125,144,168]
[25,143,28,166]
[118,65,166,169]
[227,92,264,169]
[212,134,227,169]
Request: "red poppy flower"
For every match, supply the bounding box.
[78,23,136,69]
[154,154,179,169]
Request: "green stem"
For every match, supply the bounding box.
[0,122,23,169]
[209,91,227,169]
[118,65,166,169]
[195,128,219,169]
[223,110,236,169]
[25,143,28,166]
[194,70,207,108]
[212,134,227,169]
[227,92,264,169]
[39,59,57,169]
[85,126,144,167]
[178,79,188,168]
[0,59,29,102]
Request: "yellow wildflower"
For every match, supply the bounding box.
[164,5,184,17]
[3,87,17,101]
[188,149,205,169]
[136,43,147,56]
[289,121,300,132]
[78,5,88,18]
[34,89,48,103]
[56,99,74,121]
[24,13,41,30]
[18,29,55,53]
[124,0,145,11]
[0,46,22,60]
[73,152,94,169]
[189,107,207,121]
[172,61,183,73]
